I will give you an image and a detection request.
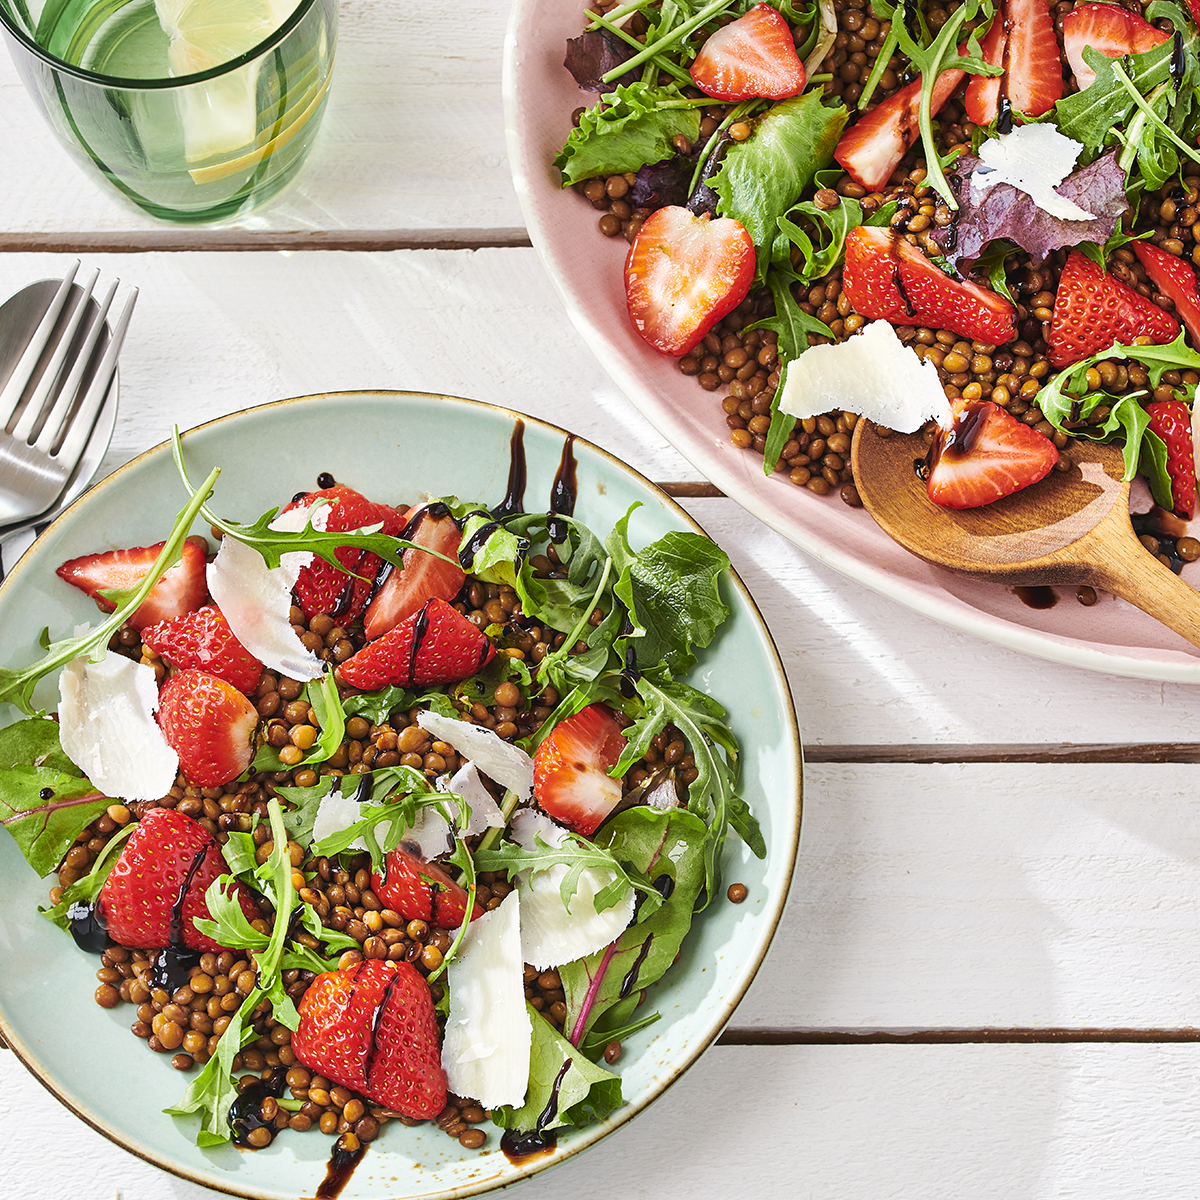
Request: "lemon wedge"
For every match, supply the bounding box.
[153,0,296,163]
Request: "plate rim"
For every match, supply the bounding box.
[0,388,803,1200]
[500,0,1200,685]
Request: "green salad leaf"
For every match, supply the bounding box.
[0,718,112,876]
[709,90,850,280]
[554,82,703,187]
[491,1003,623,1133]
[560,808,709,1051]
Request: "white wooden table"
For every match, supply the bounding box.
[4,2,1200,1197]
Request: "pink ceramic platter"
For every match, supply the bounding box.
[502,0,1200,683]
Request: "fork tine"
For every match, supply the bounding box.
[0,261,80,428]
[32,275,117,454]
[50,286,137,467]
[10,267,100,444]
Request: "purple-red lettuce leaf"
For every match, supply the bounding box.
[565,30,639,92]
[933,150,1130,270]
[0,717,111,877]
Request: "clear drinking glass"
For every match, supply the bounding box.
[0,0,336,223]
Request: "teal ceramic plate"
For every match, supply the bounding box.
[0,391,802,1200]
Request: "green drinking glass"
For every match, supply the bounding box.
[0,0,336,223]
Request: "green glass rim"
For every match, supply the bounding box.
[0,0,317,89]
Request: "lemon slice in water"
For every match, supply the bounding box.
[153,0,295,163]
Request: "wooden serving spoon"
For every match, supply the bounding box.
[850,420,1200,649]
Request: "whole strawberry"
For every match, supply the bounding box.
[338,598,495,691]
[371,845,482,929]
[141,605,263,695]
[292,959,447,1119]
[1145,401,1197,520]
[97,806,260,952]
[156,669,259,788]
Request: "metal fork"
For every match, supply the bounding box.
[0,262,136,526]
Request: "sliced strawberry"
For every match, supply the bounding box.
[97,806,261,953]
[338,598,495,691]
[842,226,1017,345]
[293,959,446,1119]
[1061,3,1169,91]
[1047,250,1180,368]
[1145,400,1197,520]
[1003,0,1064,118]
[964,14,1007,126]
[281,486,405,623]
[371,844,483,928]
[141,605,262,695]
[689,3,806,101]
[532,703,627,837]
[56,536,208,631]
[926,398,1059,508]
[362,505,466,641]
[833,68,964,192]
[1133,241,1200,349]
[156,669,259,788]
[624,205,755,356]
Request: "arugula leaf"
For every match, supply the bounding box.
[474,830,658,915]
[165,984,265,1144]
[554,82,702,187]
[1035,331,1200,475]
[560,808,709,1051]
[490,1005,623,1132]
[709,90,850,280]
[0,717,112,876]
[771,195,863,282]
[252,671,346,772]
[0,467,219,716]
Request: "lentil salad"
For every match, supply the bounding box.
[556,0,1200,562]
[0,432,765,1171]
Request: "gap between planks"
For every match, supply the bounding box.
[717,1028,1200,1045]
[807,744,1200,763]
[0,230,533,253]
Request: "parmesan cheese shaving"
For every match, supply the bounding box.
[971,125,1096,222]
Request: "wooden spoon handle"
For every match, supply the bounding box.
[1090,525,1200,650]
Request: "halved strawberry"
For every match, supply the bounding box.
[842,226,1017,345]
[1133,241,1200,349]
[141,605,263,694]
[56,536,208,631]
[280,486,405,623]
[1145,400,1197,519]
[97,806,261,952]
[532,703,627,837]
[293,959,446,1119]
[371,844,483,928]
[964,14,1007,126]
[337,598,495,691]
[926,398,1059,508]
[624,205,755,356]
[689,3,806,101]
[362,505,466,641]
[1002,0,1064,118]
[1061,3,1169,90]
[1047,250,1180,368]
[833,68,964,192]
[156,669,259,788]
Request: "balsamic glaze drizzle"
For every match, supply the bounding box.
[548,436,578,543]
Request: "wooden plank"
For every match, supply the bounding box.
[0,231,533,252]
[807,744,1200,763]
[736,762,1200,1031]
[5,1044,1200,1199]
[0,0,525,235]
[2,249,1199,747]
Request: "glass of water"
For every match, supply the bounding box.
[0,0,336,223]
